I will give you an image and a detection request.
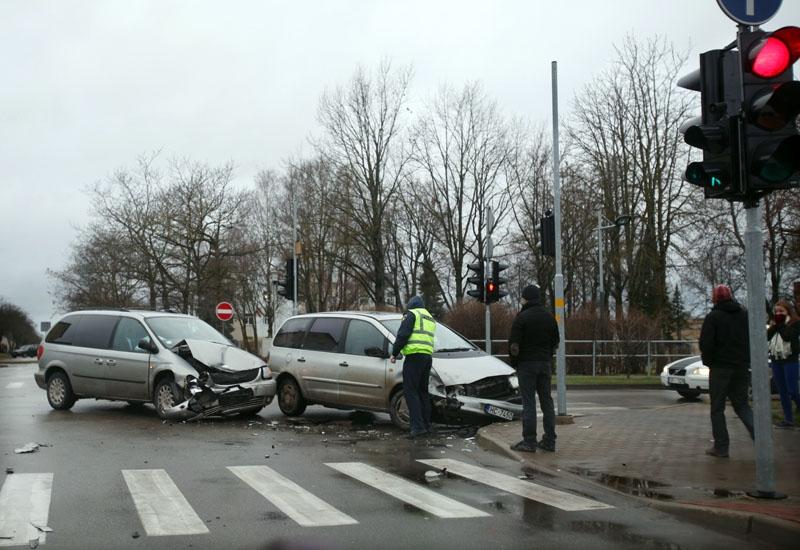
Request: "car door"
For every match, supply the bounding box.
[103,317,154,400]
[66,314,119,397]
[338,319,390,409]
[298,317,347,404]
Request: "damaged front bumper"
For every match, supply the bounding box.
[163,379,276,421]
[430,386,522,424]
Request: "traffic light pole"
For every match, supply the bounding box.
[485,207,493,356]
[291,193,298,316]
[551,61,567,418]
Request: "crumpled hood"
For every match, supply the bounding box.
[173,339,265,371]
[431,354,515,386]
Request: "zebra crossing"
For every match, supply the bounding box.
[0,459,612,545]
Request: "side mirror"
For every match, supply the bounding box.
[364,346,389,359]
[138,338,159,354]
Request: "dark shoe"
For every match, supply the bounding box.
[705,447,729,458]
[510,441,537,453]
[775,420,794,428]
[537,440,556,452]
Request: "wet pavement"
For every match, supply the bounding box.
[0,363,781,549]
[478,391,800,546]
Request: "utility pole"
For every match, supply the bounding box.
[485,206,493,356]
[291,191,298,316]
[597,207,604,320]
[551,61,568,418]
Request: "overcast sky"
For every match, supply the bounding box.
[1,0,798,327]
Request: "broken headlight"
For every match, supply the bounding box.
[448,384,466,397]
[185,375,203,395]
[509,375,519,390]
[260,366,272,380]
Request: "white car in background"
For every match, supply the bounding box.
[660,355,709,399]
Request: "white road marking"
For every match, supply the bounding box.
[326,462,490,519]
[418,459,613,512]
[5,382,23,389]
[228,465,357,527]
[0,473,53,546]
[122,469,209,536]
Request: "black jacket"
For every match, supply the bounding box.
[508,300,559,364]
[699,300,749,369]
[767,321,800,361]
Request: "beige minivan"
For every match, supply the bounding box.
[268,311,522,429]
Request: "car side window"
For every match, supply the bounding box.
[45,315,83,345]
[71,315,118,349]
[344,320,387,357]
[304,318,346,353]
[273,318,312,349]
[111,318,151,353]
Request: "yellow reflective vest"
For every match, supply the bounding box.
[401,308,436,356]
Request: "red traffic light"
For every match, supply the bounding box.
[748,26,800,78]
[486,282,496,293]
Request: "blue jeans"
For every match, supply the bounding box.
[402,353,432,434]
[517,360,556,446]
[770,359,800,423]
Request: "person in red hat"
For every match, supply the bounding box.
[699,284,755,457]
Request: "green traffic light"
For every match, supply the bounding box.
[710,176,721,187]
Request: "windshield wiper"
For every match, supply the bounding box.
[436,347,473,353]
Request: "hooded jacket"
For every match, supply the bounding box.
[508,295,559,364]
[699,299,750,369]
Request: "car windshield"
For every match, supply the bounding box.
[145,316,230,348]
[380,319,476,353]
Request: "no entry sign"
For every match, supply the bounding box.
[215,302,234,322]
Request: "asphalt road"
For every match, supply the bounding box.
[0,362,747,550]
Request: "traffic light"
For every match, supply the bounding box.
[540,210,555,257]
[466,262,485,302]
[678,48,743,199]
[276,258,295,302]
[486,260,508,304]
[740,26,800,193]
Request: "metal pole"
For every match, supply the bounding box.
[592,340,596,377]
[551,61,567,417]
[292,191,298,316]
[745,202,779,497]
[597,208,604,319]
[485,207,493,356]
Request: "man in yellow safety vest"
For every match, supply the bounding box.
[390,296,436,439]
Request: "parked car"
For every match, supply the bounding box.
[35,310,276,420]
[10,344,38,358]
[267,311,522,429]
[660,355,709,399]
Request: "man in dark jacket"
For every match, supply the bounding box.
[699,284,755,458]
[508,284,560,452]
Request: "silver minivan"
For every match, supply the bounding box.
[35,310,276,420]
[268,311,522,429]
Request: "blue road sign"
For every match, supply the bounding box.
[717,0,782,25]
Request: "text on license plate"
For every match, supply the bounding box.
[668,376,684,384]
[484,404,514,420]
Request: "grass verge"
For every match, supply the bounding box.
[551,374,661,386]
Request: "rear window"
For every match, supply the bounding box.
[273,318,312,349]
[45,315,83,345]
[304,317,346,353]
[71,314,119,349]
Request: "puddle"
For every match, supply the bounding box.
[569,521,682,549]
[571,467,674,500]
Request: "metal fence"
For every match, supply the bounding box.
[469,339,699,376]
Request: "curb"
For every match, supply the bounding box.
[476,425,800,549]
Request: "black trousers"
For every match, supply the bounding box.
[402,353,432,434]
[517,360,556,445]
[709,368,754,451]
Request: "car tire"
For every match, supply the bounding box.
[389,390,411,431]
[277,377,306,416]
[47,371,76,410]
[154,378,181,419]
[677,389,702,400]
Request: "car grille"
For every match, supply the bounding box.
[668,367,686,375]
[464,376,514,399]
[218,388,256,407]
[211,368,260,385]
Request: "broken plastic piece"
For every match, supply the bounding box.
[14,443,40,454]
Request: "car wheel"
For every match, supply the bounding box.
[47,371,76,410]
[389,390,410,430]
[277,377,306,416]
[677,389,702,400]
[154,378,181,419]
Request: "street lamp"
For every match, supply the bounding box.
[597,209,633,319]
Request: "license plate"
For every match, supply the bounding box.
[668,376,683,385]
[484,404,514,420]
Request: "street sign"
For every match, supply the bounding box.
[40,321,51,333]
[717,0,782,26]
[215,302,234,322]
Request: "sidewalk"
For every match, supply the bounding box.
[477,400,800,547]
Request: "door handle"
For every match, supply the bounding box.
[94,358,105,365]
[106,359,116,366]
[297,357,306,363]
[339,362,349,367]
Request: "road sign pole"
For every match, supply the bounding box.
[551,61,568,418]
[485,207,493,356]
[291,187,298,316]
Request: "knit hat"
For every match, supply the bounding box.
[522,284,541,302]
[712,284,732,304]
